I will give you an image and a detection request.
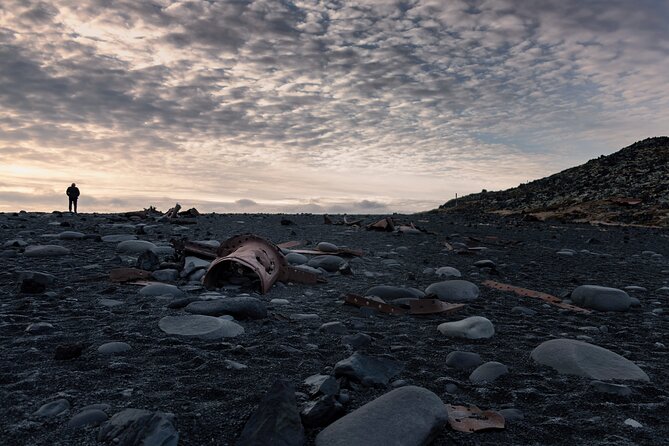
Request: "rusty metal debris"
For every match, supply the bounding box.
[199,234,325,294]
[367,217,395,231]
[323,215,364,226]
[344,294,464,316]
[110,268,152,283]
[290,247,364,257]
[482,280,592,314]
[446,405,505,433]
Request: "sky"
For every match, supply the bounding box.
[1,0,668,214]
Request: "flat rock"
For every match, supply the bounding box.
[308,255,346,272]
[116,240,157,254]
[159,315,244,339]
[34,398,70,417]
[101,234,137,242]
[571,285,632,312]
[469,361,509,383]
[237,380,305,446]
[435,266,461,278]
[437,316,494,339]
[334,352,404,387]
[25,245,70,257]
[531,338,650,381]
[185,296,267,319]
[139,283,185,298]
[98,409,178,446]
[68,409,109,429]
[425,280,480,302]
[320,321,346,334]
[57,231,85,240]
[98,342,132,355]
[315,386,448,446]
[445,351,483,370]
[365,285,424,300]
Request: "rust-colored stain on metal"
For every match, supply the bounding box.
[482,280,592,314]
[109,268,152,283]
[446,405,505,433]
[345,294,406,315]
[367,217,395,231]
[344,294,464,316]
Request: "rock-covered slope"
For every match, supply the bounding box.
[438,137,669,226]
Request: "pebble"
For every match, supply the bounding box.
[320,321,347,334]
[25,322,54,333]
[301,395,344,428]
[570,285,632,312]
[511,306,537,316]
[270,298,290,305]
[101,234,137,242]
[425,280,480,302]
[67,409,109,429]
[473,259,496,268]
[25,245,70,257]
[285,252,308,265]
[116,240,157,254]
[98,342,132,355]
[185,296,267,319]
[99,298,123,308]
[290,313,320,321]
[308,255,347,272]
[499,408,524,423]
[365,285,424,300]
[159,315,244,339]
[435,266,461,278]
[57,231,85,240]
[34,398,70,417]
[315,386,448,446]
[469,361,509,383]
[182,256,211,277]
[139,283,185,298]
[437,316,494,339]
[531,338,649,382]
[334,352,404,387]
[151,269,179,282]
[317,241,339,252]
[589,380,632,396]
[224,359,249,370]
[445,351,483,370]
[624,418,642,428]
[304,374,340,397]
[18,271,56,294]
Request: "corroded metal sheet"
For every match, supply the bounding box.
[408,299,464,315]
[446,405,505,433]
[482,280,591,314]
[109,268,152,283]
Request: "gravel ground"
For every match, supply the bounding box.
[1,211,668,445]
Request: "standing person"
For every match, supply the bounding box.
[66,183,80,213]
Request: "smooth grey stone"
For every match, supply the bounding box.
[320,321,346,334]
[589,380,632,396]
[193,239,220,248]
[556,250,575,257]
[342,333,372,350]
[365,285,424,300]
[435,266,461,278]
[571,285,632,312]
[317,242,339,252]
[224,359,248,370]
[316,386,448,446]
[425,280,480,302]
[304,375,340,397]
[181,256,211,277]
[99,298,123,308]
[26,322,54,333]
[531,339,649,381]
[624,286,647,292]
[185,297,267,319]
[630,297,641,307]
[98,409,178,446]
[58,231,85,240]
[308,255,346,272]
[499,408,524,423]
[3,238,28,248]
[293,264,324,275]
[624,418,642,428]
[437,316,494,339]
[139,283,185,297]
[101,234,137,242]
[34,398,70,417]
[473,259,496,268]
[25,245,70,257]
[445,351,483,370]
[512,306,537,316]
[68,409,108,429]
[116,240,157,254]
[237,380,305,446]
[98,342,132,355]
[286,252,308,265]
[334,352,404,387]
[290,313,320,321]
[0,249,18,257]
[469,361,509,383]
[151,269,179,282]
[159,315,244,339]
[152,245,175,256]
[270,298,290,305]
[301,395,344,428]
[80,403,111,412]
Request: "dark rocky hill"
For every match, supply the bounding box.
[438,137,669,226]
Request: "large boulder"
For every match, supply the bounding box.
[531,338,649,381]
[315,386,448,446]
[570,285,632,312]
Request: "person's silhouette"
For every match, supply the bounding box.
[66,183,80,213]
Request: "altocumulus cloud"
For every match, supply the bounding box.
[0,0,667,212]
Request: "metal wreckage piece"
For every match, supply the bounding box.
[344,293,465,316]
[182,234,325,294]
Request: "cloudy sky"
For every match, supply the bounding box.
[1,0,667,213]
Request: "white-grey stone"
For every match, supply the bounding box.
[139,283,185,298]
[224,359,249,370]
[437,316,494,339]
[57,231,85,240]
[624,418,642,428]
[469,361,509,383]
[270,298,290,305]
[571,285,632,312]
[26,322,54,333]
[435,267,461,278]
[34,398,70,417]
[159,315,244,339]
[425,280,480,302]
[116,240,157,254]
[98,298,123,308]
[101,234,137,242]
[320,321,346,334]
[25,245,70,257]
[315,386,448,446]
[531,338,650,382]
[98,342,132,355]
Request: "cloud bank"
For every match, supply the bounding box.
[0,0,667,212]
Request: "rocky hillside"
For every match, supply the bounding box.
[438,137,669,226]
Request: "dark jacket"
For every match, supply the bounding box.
[66,186,80,199]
